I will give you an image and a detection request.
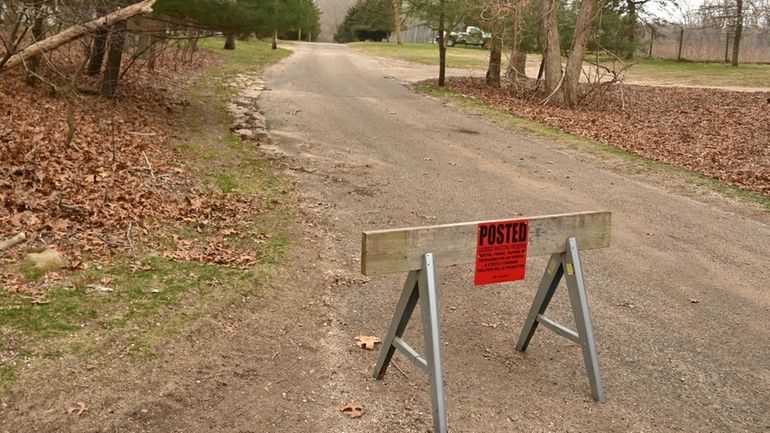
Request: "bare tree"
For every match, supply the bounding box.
[539,0,563,104]
[0,0,157,73]
[87,5,110,76]
[563,0,600,107]
[408,0,478,86]
[506,0,528,80]
[393,0,404,44]
[100,19,127,98]
[731,0,743,65]
[25,1,48,85]
[482,0,508,88]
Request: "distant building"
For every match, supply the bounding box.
[389,22,435,44]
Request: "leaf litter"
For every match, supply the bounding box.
[440,77,770,196]
[0,51,264,293]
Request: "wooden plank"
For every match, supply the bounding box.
[361,211,611,276]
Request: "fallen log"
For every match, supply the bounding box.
[0,232,26,251]
[0,0,157,73]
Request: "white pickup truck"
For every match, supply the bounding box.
[445,26,492,48]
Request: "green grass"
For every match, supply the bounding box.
[17,260,45,282]
[351,42,769,88]
[624,58,770,88]
[349,41,490,69]
[0,38,294,392]
[198,37,291,84]
[417,83,770,211]
[0,366,15,392]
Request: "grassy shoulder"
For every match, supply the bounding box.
[417,83,770,211]
[0,39,292,394]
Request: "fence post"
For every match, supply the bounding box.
[648,28,655,58]
[677,28,684,61]
[724,32,731,63]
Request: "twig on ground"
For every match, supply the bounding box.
[142,151,156,179]
[392,360,409,379]
[99,235,129,249]
[126,223,134,250]
[540,71,565,105]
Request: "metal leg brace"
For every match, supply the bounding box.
[515,237,605,401]
[373,253,448,433]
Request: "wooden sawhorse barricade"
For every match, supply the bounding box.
[361,211,611,433]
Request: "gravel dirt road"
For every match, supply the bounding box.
[4,41,768,433]
[257,42,770,432]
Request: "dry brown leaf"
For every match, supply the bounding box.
[354,335,381,350]
[337,401,365,418]
[67,401,87,416]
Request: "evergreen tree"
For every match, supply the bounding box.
[334,0,395,42]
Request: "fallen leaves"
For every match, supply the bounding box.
[337,401,365,418]
[440,77,770,196]
[354,335,381,350]
[0,51,267,293]
[66,401,87,416]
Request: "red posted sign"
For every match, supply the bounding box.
[474,219,530,286]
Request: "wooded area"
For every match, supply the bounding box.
[0,1,320,289]
[335,0,770,107]
[0,0,320,97]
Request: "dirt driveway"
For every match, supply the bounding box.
[258,42,770,432]
[3,42,768,433]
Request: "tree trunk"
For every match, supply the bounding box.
[507,51,527,79]
[1,0,156,73]
[224,33,235,50]
[298,27,302,42]
[100,20,127,99]
[731,0,743,66]
[724,31,730,63]
[272,29,277,49]
[437,1,446,86]
[648,25,655,58]
[86,27,109,75]
[540,0,563,105]
[25,5,46,85]
[624,0,637,60]
[188,36,198,63]
[506,4,527,80]
[563,0,599,108]
[486,18,503,88]
[2,1,19,52]
[147,37,157,70]
[393,0,403,44]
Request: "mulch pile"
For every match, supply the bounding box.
[441,77,770,196]
[0,51,262,292]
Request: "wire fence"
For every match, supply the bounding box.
[642,26,770,63]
